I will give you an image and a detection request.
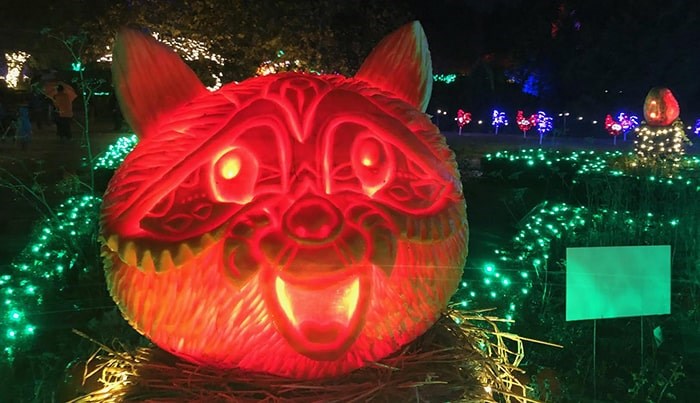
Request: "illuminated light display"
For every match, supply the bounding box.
[694,119,700,136]
[433,73,457,84]
[605,113,639,144]
[534,111,553,145]
[456,109,472,135]
[616,112,639,141]
[635,88,690,170]
[643,87,680,126]
[474,148,700,320]
[516,110,536,138]
[102,22,467,379]
[457,201,685,321]
[256,50,311,77]
[634,120,690,169]
[3,51,30,88]
[1,195,101,361]
[491,110,508,134]
[93,134,138,170]
[604,114,623,145]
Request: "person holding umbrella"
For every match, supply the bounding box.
[51,83,76,142]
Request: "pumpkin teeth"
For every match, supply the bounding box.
[105,232,216,272]
[141,249,156,272]
[155,249,176,272]
[174,243,195,266]
[106,234,119,251]
[121,240,138,266]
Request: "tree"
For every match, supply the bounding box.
[80,0,415,84]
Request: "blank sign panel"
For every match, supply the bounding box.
[566,245,671,321]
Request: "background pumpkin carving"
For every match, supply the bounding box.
[100,22,468,379]
[643,86,680,126]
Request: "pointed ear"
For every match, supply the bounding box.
[355,21,433,112]
[112,29,206,139]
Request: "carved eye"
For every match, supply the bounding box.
[210,147,259,204]
[351,136,393,196]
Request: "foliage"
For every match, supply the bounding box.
[628,359,685,402]
[474,148,699,401]
[80,0,414,83]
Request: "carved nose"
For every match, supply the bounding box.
[283,196,342,242]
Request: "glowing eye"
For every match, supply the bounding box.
[210,148,258,204]
[351,136,393,196]
[357,137,383,168]
[220,155,241,179]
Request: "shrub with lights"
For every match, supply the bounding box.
[480,147,700,308]
[0,195,102,361]
[477,146,698,401]
[433,73,456,84]
[634,87,691,171]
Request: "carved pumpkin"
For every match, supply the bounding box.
[643,87,680,126]
[101,22,468,379]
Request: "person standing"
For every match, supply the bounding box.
[52,84,74,142]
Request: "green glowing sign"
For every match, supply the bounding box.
[566,245,671,321]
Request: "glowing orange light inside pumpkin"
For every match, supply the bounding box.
[276,277,299,326]
[220,155,241,179]
[643,87,680,126]
[648,102,657,119]
[210,148,258,204]
[338,278,360,322]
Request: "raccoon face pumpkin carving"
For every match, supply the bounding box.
[101,22,468,379]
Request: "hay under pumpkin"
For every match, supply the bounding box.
[66,309,552,402]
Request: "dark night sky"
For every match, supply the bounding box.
[414,0,700,117]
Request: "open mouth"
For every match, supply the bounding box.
[268,270,369,361]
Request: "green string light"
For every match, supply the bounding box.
[454,200,687,324]
[456,149,699,322]
[0,195,101,363]
[433,73,457,84]
[93,134,139,170]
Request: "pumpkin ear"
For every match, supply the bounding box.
[355,21,433,112]
[112,29,206,139]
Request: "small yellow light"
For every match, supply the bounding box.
[220,155,241,179]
